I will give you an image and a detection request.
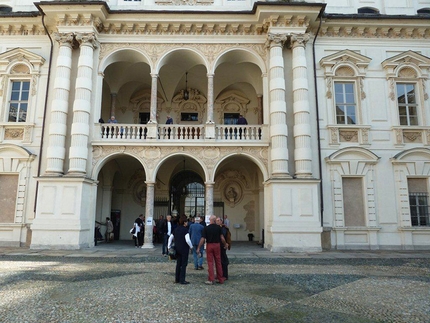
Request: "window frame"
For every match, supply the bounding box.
[396,82,419,126]
[7,79,31,123]
[409,192,430,227]
[334,81,358,125]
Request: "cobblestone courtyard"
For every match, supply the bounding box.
[0,245,429,323]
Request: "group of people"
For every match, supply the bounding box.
[167,214,231,285]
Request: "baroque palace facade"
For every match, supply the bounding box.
[0,0,429,251]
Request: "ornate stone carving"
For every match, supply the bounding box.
[290,33,311,47]
[99,43,266,65]
[4,128,24,140]
[76,33,98,49]
[266,33,288,48]
[128,169,147,206]
[330,127,339,145]
[339,130,358,142]
[403,131,422,142]
[319,26,430,39]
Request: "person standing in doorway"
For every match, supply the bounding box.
[189,216,205,270]
[105,217,114,243]
[197,215,228,285]
[168,215,193,284]
[161,215,172,256]
[133,214,144,248]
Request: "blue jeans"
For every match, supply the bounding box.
[192,244,204,269]
[162,234,169,255]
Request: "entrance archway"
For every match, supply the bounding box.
[169,170,204,217]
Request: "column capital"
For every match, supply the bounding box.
[53,32,75,46]
[145,181,156,186]
[150,73,158,78]
[290,33,311,48]
[76,32,98,49]
[266,33,288,48]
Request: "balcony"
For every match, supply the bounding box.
[93,123,269,145]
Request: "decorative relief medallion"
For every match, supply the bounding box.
[403,131,422,143]
[202,147,220,159]
[143,146,161,159]
[4,128,24,140]
[339,130,358,142]
[223,182,243,208]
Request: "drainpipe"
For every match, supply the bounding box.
[312,8,325,227]
[33,4,54,213]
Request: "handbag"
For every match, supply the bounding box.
[168,241,177,260]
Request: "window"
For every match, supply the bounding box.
[357,7,379,14]
[408,178,430,227]
[335,82,356,125]
[181,113,198,121]
[139,112,150,124]
[8,81,30,122]
[397,83,418,126]
[409,193,430,226]
[184,182,205,217]
[224,113,239,125]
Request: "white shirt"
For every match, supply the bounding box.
[167,221,171,236]
[168,233,193,249]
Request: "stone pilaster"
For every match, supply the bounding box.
[206,73,214,123]
[143,181,155,248]
[205,181,214,216]
[110,93,117,117]
[149,74,158,123]
[68,33,97,175]
[291,33,313,178]
[267,33,290,177]
[45,33,74,175]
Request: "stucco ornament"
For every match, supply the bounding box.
[223,182,243,208]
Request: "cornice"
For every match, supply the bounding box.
[0,16,46,36]
[317,25,430,39]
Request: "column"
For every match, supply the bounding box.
[149,73,158,122]
[267,33,290,177]
[291,33,313,178]
[45,33,74,175]
[205,181,214,217]
[206,73,214,123]
[143,181,155,248]
[257,94,263,124]
[110,93,117,117]
[68,33,97,175]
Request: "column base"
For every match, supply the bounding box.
[31,177,97,250]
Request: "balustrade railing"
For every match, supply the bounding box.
[95,123,268,143]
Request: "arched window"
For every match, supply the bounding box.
[357,7,379,14]
[417,8,430,15]
[0,5,12,13]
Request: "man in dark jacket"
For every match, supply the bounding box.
[168,215,193,284]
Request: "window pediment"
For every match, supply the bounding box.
[326,147,379,163]
[0,48,45,74]
[320,49,371,77]
[382,50,430,78]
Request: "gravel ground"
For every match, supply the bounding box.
[0,255,429,323]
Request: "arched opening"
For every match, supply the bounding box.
[95,155,146,243]
[169,170,205,217]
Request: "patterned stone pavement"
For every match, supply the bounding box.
[0,242,429,323]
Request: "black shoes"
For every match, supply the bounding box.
[180,281,190,285]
